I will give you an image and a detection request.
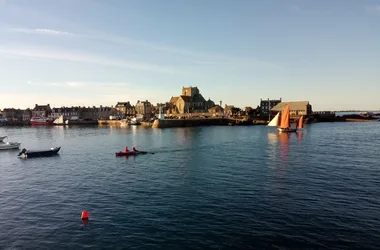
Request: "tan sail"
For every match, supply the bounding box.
[53,115,64,125]
[297,116,304,129]
[267,112,280,127]
[279,104,290,128]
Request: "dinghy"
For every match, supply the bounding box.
[0,142,21,150]
[18,146,61,158]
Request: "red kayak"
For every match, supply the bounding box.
[115,150,148,156]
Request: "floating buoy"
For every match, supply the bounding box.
[81,211,89,220]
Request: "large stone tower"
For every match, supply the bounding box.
[182,86,200,97]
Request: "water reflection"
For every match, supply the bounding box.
[297,131,303,143]
[267,132,278,145]
[267,132,279,164]
[32,126,54,140]
[175,128,199,146]
[279,133,290,166]
[267,132,291,169]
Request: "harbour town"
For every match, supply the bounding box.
[1,86,379,128]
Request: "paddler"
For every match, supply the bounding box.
[124,146,129,152]
[132,146,138,152]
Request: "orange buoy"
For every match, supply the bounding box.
[81,211,89,220]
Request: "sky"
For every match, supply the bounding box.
[0,0,379,111]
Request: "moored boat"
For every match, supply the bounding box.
[30,117,55,125]
[18,146,61,158]
[128,118,141,125]
[0,142,21,150]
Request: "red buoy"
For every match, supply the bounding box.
[81,211,89,220]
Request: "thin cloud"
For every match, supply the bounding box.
[27,81,130,89]
[5,27,283,70]
[7,28,74,36]
[6,27,212,58]
[0,45,180,74]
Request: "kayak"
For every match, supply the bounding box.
[115,150,148,156]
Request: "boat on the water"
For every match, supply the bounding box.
[30,117,55,125]
[0,142,21,150]
[115,150,149,156]
[128,117,141,126]
[18,146,61,158]
[268,104,303,133]
[53,115,66,125]
[0,136,7,142]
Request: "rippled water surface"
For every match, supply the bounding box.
[1,123,380,249]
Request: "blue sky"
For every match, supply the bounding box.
[0,0,379,110]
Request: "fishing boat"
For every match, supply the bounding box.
[0,142,21,150]
[53,115,65,125]
[115,150,148,156]
[18,146,61,158]
[30,117,55,125]
[268,104,303,133]
[0,136,7,142]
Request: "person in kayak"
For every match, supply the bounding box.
[132,146,138,152]
[124,146,129,152]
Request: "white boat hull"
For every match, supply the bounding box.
[277,127,297,133]
[0,142,21,150]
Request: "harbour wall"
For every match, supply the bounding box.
[152,118,232,128]
[98,120,121,125]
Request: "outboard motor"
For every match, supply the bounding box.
[18,148,27,156]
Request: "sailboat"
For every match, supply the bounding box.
[53,115,65,125]
[267,104,304,133]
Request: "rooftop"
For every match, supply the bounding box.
[271,101,310,111]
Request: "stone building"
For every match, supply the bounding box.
[2,108,32,121]
[260,98,282,115]
[224,104,242,116]
[135,100,152,120]
[51,107,80,120]
[208,105,224,114]
[32,104,51,117]
[169,86,215,114]
[271,101,313,116]
[115,102,135,118]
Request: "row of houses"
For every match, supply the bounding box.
[0,104,115,122]
[0,86,314,123]
[0,100,156,122]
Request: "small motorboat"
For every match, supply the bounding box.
[115,150,149,157]
[0,136,7,142]
[0,141,21,150]
[18,146,61,159]
[128,117,141,126]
